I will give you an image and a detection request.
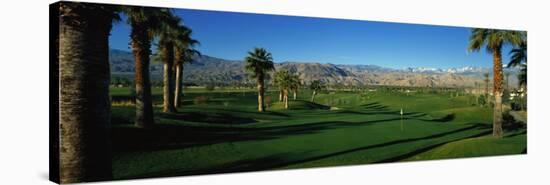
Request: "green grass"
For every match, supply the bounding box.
[404,131,526,161]
[109,87,526,180]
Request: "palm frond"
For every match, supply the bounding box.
[508,42,527,67]
[244,48,275,79]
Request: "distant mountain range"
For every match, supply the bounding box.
[109,49,519,88]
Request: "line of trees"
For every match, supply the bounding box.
[246,48,325,111]
[56,2,198,183]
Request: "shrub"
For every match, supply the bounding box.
[205,84,216,91]
[502,110,525,130]
[477,95,487,106]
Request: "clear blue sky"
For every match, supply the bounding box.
[109,8,514,69]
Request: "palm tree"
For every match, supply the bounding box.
[245,48,275,112]
[508,42,527,87]
[508,42,527,67]
[277,87,284,102]
[174,28,200,108]
[468,28,524,138]
[156,15,181,113]
[274,70,299,109]
[122,6,173,128]
[310,80,323,103]
[56,2,117,183]
[508,40,527,111]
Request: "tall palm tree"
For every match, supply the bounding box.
[245,48,275,112]
[56,2,117,183]
[468,28,524,138]
[122,6,173,128]
[174,28,200,108]
[156,15,181,113]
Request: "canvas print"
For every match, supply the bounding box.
[50,1,527,183]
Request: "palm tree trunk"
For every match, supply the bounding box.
[284,89,289,109]
[174,63,183,107]
[257,76,265,112]
[279,90,283,102]
[293,90,297,100]
[485,77,489,106]
[162,42,176,113]
[58,3,113,183]
[311,91,316,102]
[492,48,504,138]
[131,22,154,128]
[163,63,176,112]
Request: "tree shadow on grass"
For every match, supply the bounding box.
[359,102,390,111]
[123,151,315,180]
[503,112,527,131]
[269,123,491,168]
[113,101,460,153]
[112,116,406,153]
[504,130,527,138]
[159,112,257,125]
[417,113,456,123]
[217,109,291,118]
[360,102,380,107]
[374,126,492,163]
[180,107,291,118]
[339,102,431,118]
[115,107,442,153]
[120,123,492,179]
[336,109,427,118]
[295,100,331,110]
